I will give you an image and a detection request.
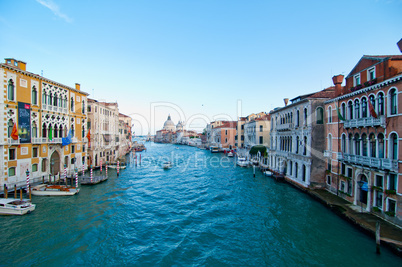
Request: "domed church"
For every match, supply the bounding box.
[163,115,176,132]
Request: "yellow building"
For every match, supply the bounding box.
[1,58,89,189]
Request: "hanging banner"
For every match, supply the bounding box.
[18,102,31,143]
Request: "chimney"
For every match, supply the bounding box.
[284,98,289,106]
[332,74,344,97]
[75,83,81,90]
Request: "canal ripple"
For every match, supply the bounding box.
[0,143,401,266]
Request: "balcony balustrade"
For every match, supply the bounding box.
[343,153,398,172]
[344,116,385,128]
[276,122,294,131]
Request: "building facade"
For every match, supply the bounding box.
[87,99,119,167]
[324,55,402,224]
[243,113,271,149]
[269,88,335,188]
[1,58,88,188]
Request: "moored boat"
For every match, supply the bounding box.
[0,198,36,215]
[210,146,219,153]
[236,157,250,167]
[107,164,127,169]
[31,184,79,196]
[227,151,234,157]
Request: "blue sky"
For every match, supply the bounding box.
[1,0,401,134]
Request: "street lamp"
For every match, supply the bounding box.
[357,180,364,213]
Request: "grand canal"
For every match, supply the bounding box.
[1,143,401,266]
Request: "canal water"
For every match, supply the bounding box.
[1,143,401,266]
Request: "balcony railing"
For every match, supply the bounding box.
[343,153,398,172]
[276,122,294,131]
[344,116,385,128]
[7,138,20,145]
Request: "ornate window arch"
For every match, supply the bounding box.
[8,79,15,101]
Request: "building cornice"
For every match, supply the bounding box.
[325,74,402,104]
[1,63,89,96]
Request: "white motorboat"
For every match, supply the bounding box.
[210,146,219,153]
[236,157,250,167]
[162,161,173,169]
[227,151,234,157]
[264,171,273,177]
[107,164,127,169]
[250,158,259,166]
[0,198,36,215]
[31,184,79,196]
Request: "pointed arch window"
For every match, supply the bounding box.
[369,95,376,117]
[378,133,384,158]
[32,86,38,105]
[369,133,376,157]
[354,99,360,119]
[341,103,346,120]
[348,101,353,120]
[378,92,384,116]
[42,91,47,105]
[8,79,15,101]
[390,89,397,115]
[354,133,360,155]
[42,123,47,138]
[362,133,368,156]
[390,133,398,160]
[328,106,332,123]
[32,122,38,138]
[7,120,14,137]
[316,107,323,124]
[362,98,368,118]
[341,134,346,154]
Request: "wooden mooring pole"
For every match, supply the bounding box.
[376,221,381,254]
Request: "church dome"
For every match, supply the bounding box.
[163,115,176,131]
[176,121,184,131]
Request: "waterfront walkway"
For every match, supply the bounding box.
[308,189,402,256]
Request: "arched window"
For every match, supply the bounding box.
[354,133,360,155]
[304,108,308,125]
[348,133,353,154]
[348,101,353,120]
[341,134,346,154]
[54,125,58,138]
[8,79,15,101]
[42,123,47,138]
[303,136,307,155]
[49,93,53,106]
[362,133,368,156]
[295,163,298,178]
[316,107,323,124]
[59,125,63,138]
[378,92,384,116]
[7,120,14,137]
[71,97,74,112]
[341,103,346,120]
[296,136,299,154]
[328,106,332,123]
[42,91,47,105]
[32,122,37,138]
[378,133,385,158]
[389,88,397,115]
[302,165,306,182]
[361,98,368,118]
[82,126,85,138]
[64,96,67,109]
[32,86,38,105]
[53,94,58,107]
[369,95,376,117]
[296,110,300,127]
[82,100,85,114]
[390,133,398,160]
[328,134,332,151]
[369,133,376,157]
[354,99,360,119]
[71,125,75,137]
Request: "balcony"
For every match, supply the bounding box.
[32,137,62,144]
[343,153,398,172]
[7,138,20,145]
[344,116,385,128]
[276,123,293,131]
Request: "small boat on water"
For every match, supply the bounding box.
[250,158,259,166]
[108,164,127,169]
[0,198,36,215]
[210,146,219,153]
[236,157,250,167]
[162,161,173,169]
[80,175,108,185]
[227,151,234,157]
[31,184,79,196]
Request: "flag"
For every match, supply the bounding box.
[368,98,378,118]
[11,123,18,140]
[86,129,91,147]
[49,125,53,141]
[62,129,72,147]
[336,105,345,121]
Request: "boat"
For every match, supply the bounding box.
[250,158,259,166]
[210,146,219,153]
[31,184,79,196]
[107,164,127,169]
[236,157,250,167]
[263,170,273,177]
[227,151,234,157]
[162,161,173,169]
[0,198,36,215]
[80,175,108,185]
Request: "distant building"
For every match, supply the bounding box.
[243,112,271,149]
